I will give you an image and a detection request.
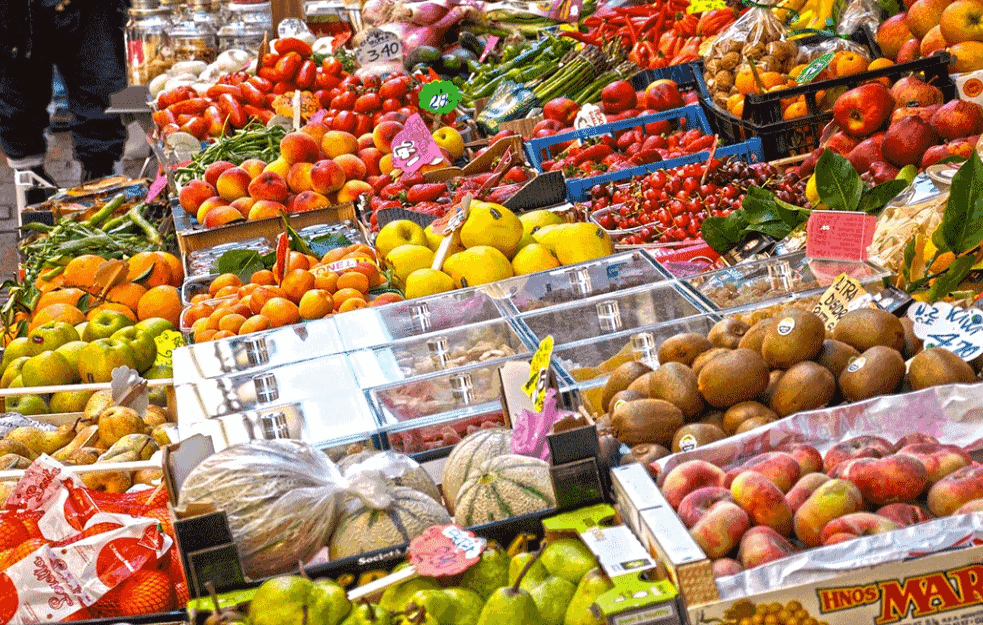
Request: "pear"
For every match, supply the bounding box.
[98,433,157,462]
[476,549,547,625]
[541,539,598,586]
[396,606,439,625]
[460,541,509,601]
[508,552,548,591]
[563,568,614,625]
[530,575,577,625]
[0,439,38,461]
[97,406,145,448]
[0,454,31,470]
[341,600,392,625]
[379,574,441,614]
[134,467,164,485]
[6,422,75,456]
[66,447,101,465]
[83,389,115,424]
[81,470,132,492]
[406,588,483,625]
[143,404,171,427]
[151,424,173,447]
[249,576,351,625]
[52,425,99,463]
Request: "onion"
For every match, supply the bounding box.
[378,7,472,53]
[406,1,449,25]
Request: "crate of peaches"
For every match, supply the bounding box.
[180,243,403,343]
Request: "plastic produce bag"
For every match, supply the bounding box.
[836,0,882,36]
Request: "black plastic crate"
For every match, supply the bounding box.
[629,61,705,93]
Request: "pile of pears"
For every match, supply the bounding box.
[237,537,615,625]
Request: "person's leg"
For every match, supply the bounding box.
[0,50,55,183]
[50,66,70,132]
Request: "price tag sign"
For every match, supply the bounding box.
[811,273,872,332]
[145,171,167,203]
[573,103,608,130]
[356,28,403,66]
[806,210,877,262]
[479,35,500,63]
[687,0,727,13]
[419,80,462,116]
[522,335,554,411]
[391,113,444,175]
[154,329,185,367]
[907,302,983,361]
[795,52,835,84]
[408,524,486,577]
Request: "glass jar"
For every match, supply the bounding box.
[167,3,218,63]
[218,1,271,51]
[125,7,174,84]
[303,0,356,40]
[189,0,222,35]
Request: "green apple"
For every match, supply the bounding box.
[6,394,49,416]
[82,310,133,342]
[1,337,42,373]
[50,390,95,413]
[0,357,29,389]
[134,318,177,341]
[111,326,157,372]
[55,341,87,375]
[21,351,77,387]
[78,338,138,383]
[27,320,79,352]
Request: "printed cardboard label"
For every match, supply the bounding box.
[391,113,443,174]
[812,274,872,332]
[806,210,877,262]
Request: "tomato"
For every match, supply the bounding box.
[379,77,408,100]
[341,76,362,90]
[330,92,356,111]
[272,81,296,95]
[203,105,226,137]
[260,52,280,68]
[332,110,357,133]
[179,115,207,139]
[217,93,247,128]
[274,52,303,81]
[295,60,317,90]
[257,66,281,82]
[381,98,401,113]
[354,93,381,113]
[362,74,381,90]
[240,82,266,108]
[155,86,195,109]
[167,97,209,116]
[354,114,372,137]
[315,72,341,90]
[242,104,274,125]
[247,76,273,92]
[206,84,242,99]
[322,57,343,76]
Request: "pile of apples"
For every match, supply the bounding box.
[662,432,983,577]
[876,0,983,73]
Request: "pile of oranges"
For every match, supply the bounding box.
[182,243,405,343]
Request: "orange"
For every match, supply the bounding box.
[281,269,316,303]
[34,272,66,294]
[62,255,105,292]
[30,303,85,330]
[34,287,86,313]
[337,297,368,313]
[212,330,236,340]
[731,98,744,118]
[136,285,182,327]
[299,289,334,319]
[866,58,894,87]
[834,52,869,77]
[126,252,172,288]
[194,327,217,343]
[218,313,247,334]
[159,252,184,286]
[286,251,310,272]
[735,68,757,95]
[333,287,366,310]
[783,101,808,120]
[305,254,320,268]
[249,286,287,315]
[337,271,370,294]
[726,93,744,116]
[313,270,339,293]
[250,269,276,285]
[214,285,240,299]
[209,273,243,297]
[239,315,272,334]
[87,303,138,323]
[106,282,147,314]
[260,297,301,327]
[760,72,785,90]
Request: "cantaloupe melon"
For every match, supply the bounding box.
[441,428,512,514]
[453,454,557,527]
[337,450,442,504]
[330,486,451,559]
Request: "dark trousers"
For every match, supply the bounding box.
[0,0,128,170]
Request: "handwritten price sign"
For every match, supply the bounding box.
[356,29,403,66]
[408,524,486,577]
[391,113,444,174]
[523,335,554,412]
[806,210,877,262]
[154,330,185,368]
[907,302,983,361]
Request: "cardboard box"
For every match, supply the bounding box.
[500,114,544,138]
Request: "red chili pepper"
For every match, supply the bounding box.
[273,37,313,58]
[623,16,639,45]
[295,59,316,90]
[560,30,601,46]
[260,52,280,68]
[166,97,209,116]
[206,84,243,99]
[217,93,247,128]
[242,104,274,124]
[275,52,303,81]
[239,82,266,108]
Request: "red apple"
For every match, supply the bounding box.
[543,97,580,125]
[869,161,901,184]
[877,13,916,60]
[897,38,923,64]
[891,76,944,108]
[533,119,565,135]
[931,99,983,141]
[882,116,941,167]
[645,79,685,112]
[826,130,862,156]
[890,103,942,126]
[847,133,886,174]
[833,83,896,137]
[601,81,637,115]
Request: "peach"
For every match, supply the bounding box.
[359,148,384,177]
[661,460,726,509]
[841,455,929,505]
[954,498,983,515]
[819,512,899,546]
[263,157,290,179]
[793,479,864,547]
[357,133,375,150]
[230,197,256,218]
[280,131,322,164]
[738,526,796,569]
[179,179,217,215]
[337,180,373,204]
[248,200,287,220]
[196,196,229,223]
[787,473,831,513]
[731,471,793,536]
[724,452,801,493]
[897,443,972,484]
[203,160,235,188]
[677,487,733,528]
[310,159,346,194]
[893,433,939,451]
[300,121,330,145]
[215,166,252,201]
[321,130,358,159]
[286,162,315,193]
[373,121,404,154]
[876,503,934,527]
[335,153,368,181]
[290,191,332,213]
[823,436,893,473]
[777,443,823,476]
[927,465,983,517]
[712,558,744,578]
[240,158,267,179]
[690,501,750,559]
[248,172,289,202]
[202,204,245,229]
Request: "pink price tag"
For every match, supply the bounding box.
[479,36,500,63]
[806,210,877,262]
[146,172,167,203]
[309,109,328,125]
[391,114,443,175]
[510,388,561,462]
[408,524,485,577]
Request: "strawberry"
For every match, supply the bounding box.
[502,167,528,184]
[380,183,407,200]
[406,183,447,203]
[400,171,425,187]
[411,202,445,216]
[91,569,177,617]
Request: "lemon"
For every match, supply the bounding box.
[518,210,564,238]
[533,223,614,265]
[376,220,428,260]
[512,244,561,275]
[404,268,456,299]
[805,174,823,208]
[460,201,523,259]
[424,223,465,254]
[443,246,514,288]
[515,232,536,251]
[385,244,435,283]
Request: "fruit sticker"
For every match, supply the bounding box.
[846,357,866,373]
[776,317,796,336]
[419,80,462,116]
[963,77,983,99]
[795,52,835,84]
[677,434,698,452]
[408,524,485,577]
[153,330,184,368]
[907,301,983,361]
[391,114,443,175]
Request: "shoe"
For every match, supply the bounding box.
[49,106,71,133]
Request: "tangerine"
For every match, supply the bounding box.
[30,303,85,330]
[106,282,147,314]
[209,273,243,297]
[239,315,272,334]
[90,303,139,323]
[62,255,105,292]
[34,287,85,313]
[126,252,172,288]
[136,285,182,327]
[337,271,370,294]
[159,252,184,286]
[835,52,869,77]
[281,269,316,303]
[260,297,301,327]
[783,101,808,120]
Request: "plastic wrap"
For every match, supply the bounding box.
[836,0,882,36]
[706,0,787,60]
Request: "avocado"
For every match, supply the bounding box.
[458,31,484,56]
[440,54,463,72]
[404,45,442,70]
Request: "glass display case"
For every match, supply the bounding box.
[517,282,709,346]
[346,318,531,388]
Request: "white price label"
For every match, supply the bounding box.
[573,103,607,130]
[907,302,983,361]
[357,29,403,65]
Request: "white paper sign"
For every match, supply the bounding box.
[907,301,983,361]
[357,28,403,66]
[573,103,607,130]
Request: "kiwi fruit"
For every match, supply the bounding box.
[838,345,905,402]
[735,415,776,434]
[606,389,648,419]
[628,362,705,419]
[761,309,825,369]
[899,317,923,359]
[908,347,977,390]
[601,361,652,411]
[815,339,861,378]
[611,399,684,447]
[624,443,670,466]
[832,308,905,352]
[657,333,713,367]
[769,361,836,417]
[672,423,727,453]
[697,348,770,408]
[722,401,777,435]
[760,370,784,407]
[700,411,725,430]
[738,317,774,353]
[708,318,750,349]
[691,347,731,376]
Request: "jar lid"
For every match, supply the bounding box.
[228,1,270,10]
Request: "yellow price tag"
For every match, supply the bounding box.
[522,335,554,412]
[687,0,726,14]
[811,274,871,332]
[154,329,185,368]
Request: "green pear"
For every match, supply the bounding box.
[4,394,48,416]
[74,321,88,338]
[311,579,353,625]
[82,309,132,342]
[78,338,137,383]
[50,389,95,413]
[248,576,351,625]
[407,588,484,625]
[135,317,176,341]
[530,576,577,625]
[6,422,75,456]
[476,552,546,625]
[27,320,79,352]
[460,542,508,601]
[56,341,88,375]
[340,601,392,625]
[111,326,157,372]
[563,568,614,625]
[0,357,29,389]
[1,337,42,373]
[21,350,77,387]
[508,552,548,592]
[7,375,23,389]
[379,575,441,614]
[541,539,598,586]
[396,607,439,625]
